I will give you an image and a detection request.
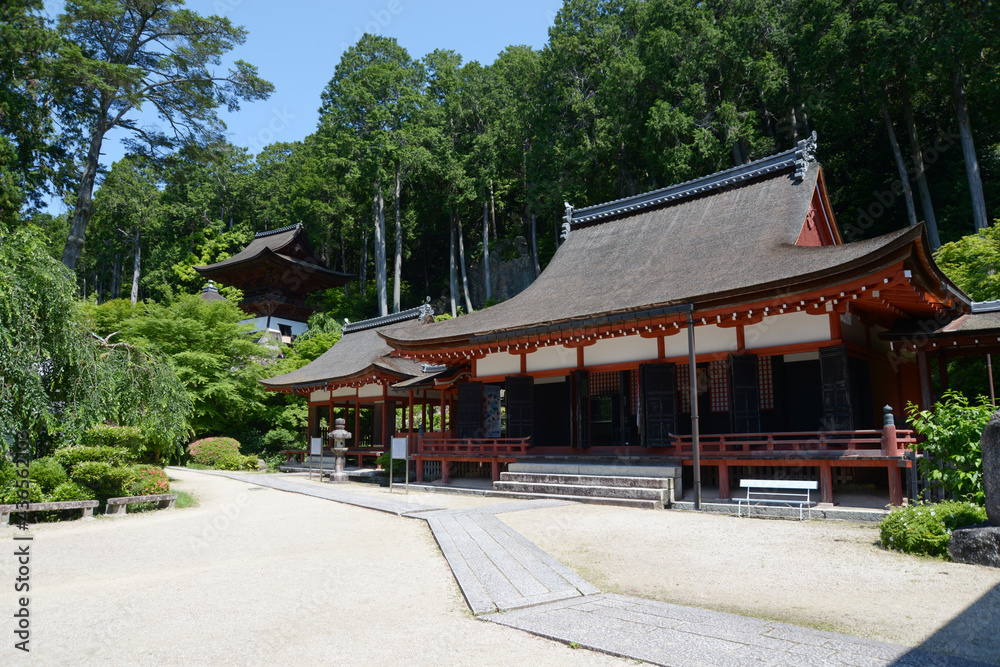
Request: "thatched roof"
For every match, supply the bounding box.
[382,147,958,352]
[260,308,426,391]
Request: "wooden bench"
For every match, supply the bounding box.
[737,479,818,520]
[0,500,100,524]
[105,493,178,516]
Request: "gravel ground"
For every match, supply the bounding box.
[501,503,1000,664]
[0,469,627,667]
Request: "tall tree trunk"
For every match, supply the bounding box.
[130,226,141,305]
[112,253,121,300]
[530,213,541,278]
[449,210,458,317]
[456,211,473,313]
[879,97,919,227]
[374,178,388,316]
[360,228,368,297]
[62,124,106,270]
[953,64,988,230]
[393,163,403,314]
[340,231,348,273]
[901,86,941,249]
[489,178,498,239]
[483,195,491,302]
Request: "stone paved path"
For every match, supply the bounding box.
[174,470,987,666]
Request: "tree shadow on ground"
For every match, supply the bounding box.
[893,580,1000,665]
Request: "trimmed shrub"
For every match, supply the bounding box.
[130,465,170,496]
[215,454,258,471]
[187,437,242,467]
[80,424,144,451]
[880,501,988,559]
[29,457,68,492]
[0,480,45,505]
[70,461,136,501]
[53,445,138,470]
[50,481,96,502]
[375,452,405,476]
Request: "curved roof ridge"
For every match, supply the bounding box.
[569,133,818,226]
[254,222,302,239]
[343,306,425,334]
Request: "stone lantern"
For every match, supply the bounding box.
[328,417,352,484]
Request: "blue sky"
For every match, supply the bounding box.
[45,0,563,212]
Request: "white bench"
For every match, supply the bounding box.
[737,479,818,520]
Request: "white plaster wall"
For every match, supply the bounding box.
[242,316,309,337]
[662,324,739,357]
[477,351,521,377]
[310,390,330,402]
[584,335,659,366]
[331,387,356,398]
[358,383,384,399]
[745,311,830,350]
[525,345,577,372]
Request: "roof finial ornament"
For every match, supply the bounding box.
[418,296,434,323]
[561,202,574,241]
[794,131,818,181]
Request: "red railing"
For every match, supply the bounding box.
[417,436,531,457]
[668,429,916,456]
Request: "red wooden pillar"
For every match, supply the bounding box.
[421,390,427,430]
[819,461,833,504]
[408,390,415,432]
[415,458,423,483]
[491,460,500,482]
[441,459,450,484]
[887,462,903,506]
[440,390,446,433]
[354,400,360,447]
[717,462,729,500]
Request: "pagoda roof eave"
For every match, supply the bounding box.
[195,247,355,289]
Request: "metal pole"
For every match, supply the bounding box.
[988,354,996,407]
[687,310,701,510]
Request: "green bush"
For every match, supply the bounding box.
[0,480,45,505]
[187,437,242,466]
[50,481,96,502]
[907,391,993,505]
[80,424,144,451]
[29,457,68,492]
[53,445,138,469]
[215,454,259,471]
[880,501,988,559]
[69,461,136,501]
[129,465,170,496]
[375,452,405,477]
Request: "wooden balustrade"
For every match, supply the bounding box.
[668,428,916,457]
[417,436,531,456]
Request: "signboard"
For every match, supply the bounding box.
[391,437,408,460]
[309,437,323,456]
[483,385,502,438]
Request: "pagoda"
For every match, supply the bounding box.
[195,223,353,341]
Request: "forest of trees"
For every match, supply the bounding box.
[3,0,1000,452]
[4,0,999,320]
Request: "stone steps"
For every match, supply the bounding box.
[492,471,677,510]
[486,490,663,510]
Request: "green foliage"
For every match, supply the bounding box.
[880,501,987,559]
[50,480,95,502]
[80,424,143,451]
[28,457,68,492]
[53,445,138,470]
[214,454,259,471]
[187,437,242,467]
[935,222,1000,302]
[69,461,135,501]
[907,391,992,505]
[0,480,45,505]
[375,451,405,477]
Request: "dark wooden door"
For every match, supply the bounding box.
[505,376,533,439]
[641,363,676,447]
[456,382,483,438]
[820,346,853,431]
[572,370,590,448]
[729,354,761,433]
